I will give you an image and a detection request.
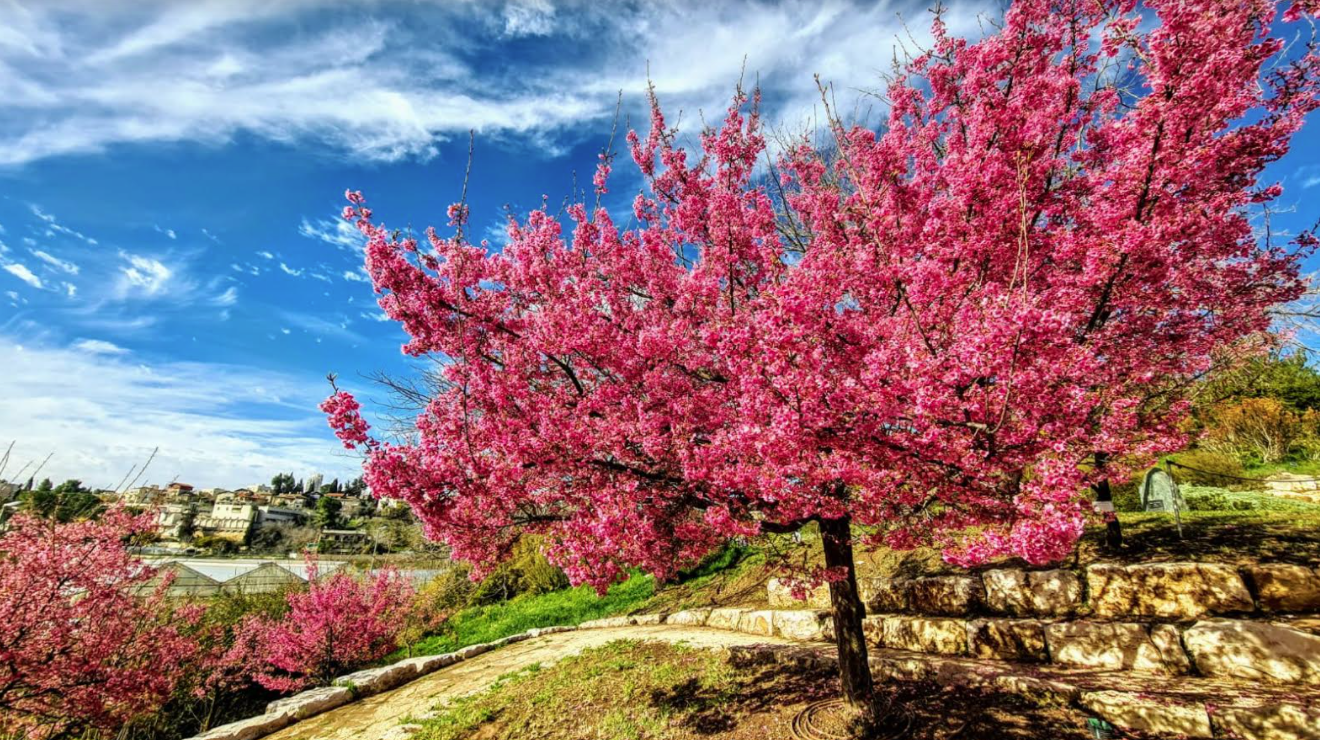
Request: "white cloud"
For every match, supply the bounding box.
[63,282,76,297]
[361,310,391,322]
[298,216,363,252]
[154,224,178,239]
[0,1,990,167]
[342,269,370,283]
[72,338,129,355]
[30,248,79,275]
[502,0,556,38]
[28,204,97,244]
[280,327,291,334]
[279,262,303,277]
[213,285,239,306]
[256,250,274,259]
[117,251,174,297]
[0,337,360,489]
[3,262,43,288]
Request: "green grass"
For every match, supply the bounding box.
[399,572,658,658]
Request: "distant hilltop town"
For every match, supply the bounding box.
[0,472,428,557]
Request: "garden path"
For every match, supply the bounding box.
[261,626,796,740]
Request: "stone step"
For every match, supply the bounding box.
[724,640,1320,740]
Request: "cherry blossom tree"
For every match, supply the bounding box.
[236,562,413,693]
[0,511,201,739]
[326,0,1320,712]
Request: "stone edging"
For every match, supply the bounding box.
[769,562,1320,620]
[185,626,577,740]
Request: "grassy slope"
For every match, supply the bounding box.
[409,640,1091,740]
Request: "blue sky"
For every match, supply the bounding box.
[1,0,1318,489]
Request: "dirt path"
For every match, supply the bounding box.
[262,626,797,740]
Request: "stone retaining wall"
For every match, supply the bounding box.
[768,561,1320,619]
[591,607,1320,687]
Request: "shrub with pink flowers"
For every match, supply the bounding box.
[233,562,414,693]
[0,511,202,740]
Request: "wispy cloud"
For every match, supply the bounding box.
[0,1,990,167]
[342,269,370,283]
[3,263,43,289]
[279,262,303,277]
[28,204,97,244]
[72,338,129,355]
[0,336,359,488]
[213,285,239,306]
[298,216,362,252]
[117,251,175,297]
[154,224,178,240]
[30,248,79,275]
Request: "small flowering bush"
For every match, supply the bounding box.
[0,511,202,740]
[326,0,1320,707]
[234,561,414,693]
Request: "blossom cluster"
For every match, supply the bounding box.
[327,0,1319,588]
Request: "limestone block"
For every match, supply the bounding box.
[982,569,1082,616]
[265,686,354,721]
[187,711,295,740]
[906,576,981,616]
[664,609,711,626]
[1213,703,1320,740]
[631,613,665,625]
[395,652,457,675]
[965,619,1047,662]
[877,616,967,655]
[333,661,420,696]
[858,577,908,613]
[861,615,885,646]
[1183,619,1320,685]
[767,577,832,609]
[1079,691,1212,738]
[706,608,748,631]
[1244,564,1320,613]
[1148,624,1192,675]
[1045,622,1182,674]
[773,610,828,641]
[455,643,491,660]
[1087,563,1253,619]
[578,616,630,629]
[527,625,575,637]
[738,610,776,636]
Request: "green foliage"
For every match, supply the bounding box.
[1169,450,1251,488]
[470,537,569,605]
[400,573,656,659]
[1207,350,1320,412]
[313,497,343,530]
[17,486,104,522]
[192,535,239,555]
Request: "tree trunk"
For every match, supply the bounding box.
[819,515,875,714]
[1092,452,1123,550]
